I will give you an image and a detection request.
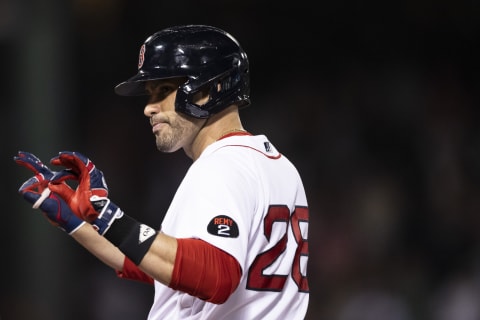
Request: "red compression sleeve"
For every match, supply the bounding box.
[116,256,154,285]
[169,238,242,304]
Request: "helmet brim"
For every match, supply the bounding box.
[115,72,192,96]
[114,72,150,96]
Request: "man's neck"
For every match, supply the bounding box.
[187,105,243,161]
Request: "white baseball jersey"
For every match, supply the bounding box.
[148,134,309,320]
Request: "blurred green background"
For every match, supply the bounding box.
[1,0,478,319]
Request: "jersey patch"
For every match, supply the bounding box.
[207,215,239,238]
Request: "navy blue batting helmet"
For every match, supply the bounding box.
[115,25,250,119]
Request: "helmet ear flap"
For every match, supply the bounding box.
[175,81,211,119]
[175,65,249,119]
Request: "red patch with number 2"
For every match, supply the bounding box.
[207,215,239,238]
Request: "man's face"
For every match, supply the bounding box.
[143,78,206,154]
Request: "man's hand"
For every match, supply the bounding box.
[50,151,108,222]
[18,176,85,234]
[48,151,155,264]
[49,151,123,234]
[14,151,77,209]
[14,151,85,234]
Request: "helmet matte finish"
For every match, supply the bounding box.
[115,25,250,119]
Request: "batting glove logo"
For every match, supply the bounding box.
[139,224,156,243]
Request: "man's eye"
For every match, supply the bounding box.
[148,85,176,102]
[157,84,178,95]
[160,86,173,94]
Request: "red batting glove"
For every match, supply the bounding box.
[14,151,78,210]
[49,151,108,222]
[14,151,85,233]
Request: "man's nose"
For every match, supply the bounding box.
[144,102,158,117]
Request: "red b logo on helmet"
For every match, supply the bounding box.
[138,44,146,69]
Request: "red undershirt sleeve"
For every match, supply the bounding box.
[116,256,154,285]
[169,238,242,304]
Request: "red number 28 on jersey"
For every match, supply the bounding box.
[247,205,309,293]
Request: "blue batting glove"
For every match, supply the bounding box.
[14,151,84,234]
[17,170,85,234]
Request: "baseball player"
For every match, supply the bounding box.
[14,25,309,319]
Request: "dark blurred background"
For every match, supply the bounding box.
[1,0,479,319]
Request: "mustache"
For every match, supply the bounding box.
[150,116,168,126]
